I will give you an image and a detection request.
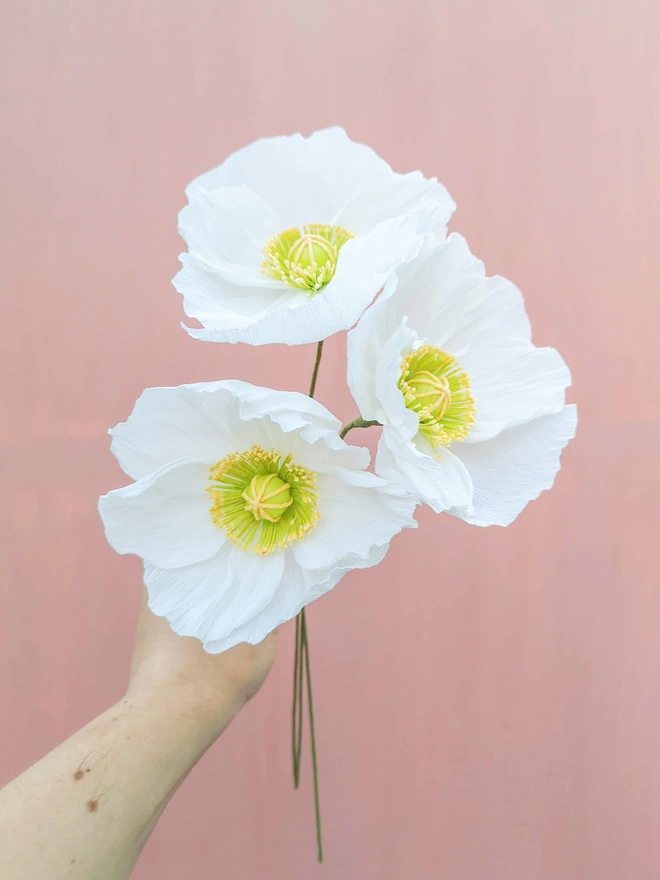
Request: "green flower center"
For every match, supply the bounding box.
[398,345,476,447]
[208,446,319,554]
[262,224,354,293]
[242,473,293,522]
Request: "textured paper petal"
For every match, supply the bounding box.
[109,379,364,481]
[203,542,390,653]
[144,543,235,641]
[186,127,391,227]
[109,382,247,480]
[293,469,417,571]
[373,319,420,428]
[144,544,283,643]
[178,186,281,273]
[99,459,222,568]
[173,253,294,331]
[376,425,474,515]
[386,234,532,352]
[461,334,572,442]
[451,405,578,526]
[334,170,455,237]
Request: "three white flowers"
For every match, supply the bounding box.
[99,126,576,652]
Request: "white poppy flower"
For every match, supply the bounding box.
[98,380,417,652]
[347,234,577,526]
[173,127,455,346]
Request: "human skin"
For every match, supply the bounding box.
[0,589,277,879]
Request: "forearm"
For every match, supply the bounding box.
[0,684,240,880]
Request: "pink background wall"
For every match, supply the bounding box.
[1,1,659,877]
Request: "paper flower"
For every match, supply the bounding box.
[347,234,577,526]
[173,127,455,346]
[98,380,417,652]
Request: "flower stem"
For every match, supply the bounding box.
[291,340,325,861]
[293,355,379,860]
[339,417,381,439]
[291,612,304,787]
[301,606,323,862]
[308,340,323,397]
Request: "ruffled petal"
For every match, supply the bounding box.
[99,459,223,568]
[227,380,341,433]
[215,547,285,634]
[177,186,281,274]
[186,127,390,228]
[376,425,474,515]
[109,382,250,480]
[144,543,235,641]
[334,170,455,237]
[201,549,307,651]
[347,292,416,422]
[174,253,295,329]
[256,420,371,475]
[461,333,571,442]
[451,404,577,526]
[202,542,389,653]
[346,285,390,421]
[292,469,417,571]
[146,538,394,654]
[220,380,371,473]
[109,380,370,482]
[373,319,419,428]
[144,543,283,644]
[384,234,532,351]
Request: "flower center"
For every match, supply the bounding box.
[242,473,293,522]
[398,345,476,447]
[208,446,319,554]
[262,224,354,293]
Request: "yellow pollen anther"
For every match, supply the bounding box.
[208,446,319,554]
[407,370,451,419]
[261,224,354,293]
[289,234,336,272]
[398,345,476,448]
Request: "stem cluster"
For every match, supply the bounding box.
[292,340,381,864]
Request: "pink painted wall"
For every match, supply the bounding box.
[1,1,658,877]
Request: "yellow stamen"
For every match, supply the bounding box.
[398,345,475,447]
[208,446,319,554]
[262,224,354,293]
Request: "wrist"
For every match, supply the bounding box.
[124,672,245,747]
[127,601,275,740]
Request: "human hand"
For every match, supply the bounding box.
[126,588,278,738]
